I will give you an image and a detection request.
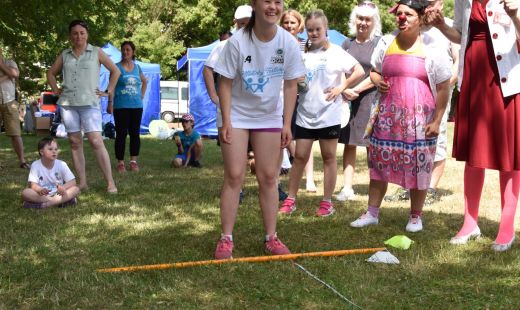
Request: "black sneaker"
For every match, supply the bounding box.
[278,184,288,202]
[384,188,410,202]
[190,160,202,168]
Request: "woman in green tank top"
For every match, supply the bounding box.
[47,20,120,194]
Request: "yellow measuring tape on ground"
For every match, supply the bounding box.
[96,247,386,273]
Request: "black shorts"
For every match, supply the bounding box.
[294,124,341,140]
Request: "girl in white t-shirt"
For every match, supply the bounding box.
[279,10,364,217]
[213,0,306,259]
[21,137,80,209]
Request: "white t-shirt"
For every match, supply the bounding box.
[297,44,359,129]
[424,18,454,63]
[214,26,306,129]
[204,40,228,127]
[205,40,228,69]
[28,159,76,196]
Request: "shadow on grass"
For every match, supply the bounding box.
[1,135,519,308]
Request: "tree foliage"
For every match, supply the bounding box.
[0,0,454,97]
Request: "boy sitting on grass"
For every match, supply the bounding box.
[171,113,203,168]
[21,137,80,209]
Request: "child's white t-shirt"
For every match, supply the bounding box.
[214,26,306,129]
[27,159,75,196]
[297,44,359,129]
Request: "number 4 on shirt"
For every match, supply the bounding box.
[244,55,252,63]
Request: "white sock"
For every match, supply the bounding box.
[222,234,233,241]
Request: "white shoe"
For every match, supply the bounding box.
[491,236,515,252]
[336,188,355,201]
[405,216,423,233]
[449,226,481,245]
[350,212,379,228]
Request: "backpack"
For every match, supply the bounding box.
[103,122,116,139]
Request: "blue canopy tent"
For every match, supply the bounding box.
[176,40,219,137]
[177,29,347,136]
[100,43,161,133]
[297,29,348,45]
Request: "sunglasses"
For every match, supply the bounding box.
[358,1,376,8]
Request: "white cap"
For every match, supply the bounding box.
[234,5,252,20]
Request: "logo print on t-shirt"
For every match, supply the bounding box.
[271,48,284,64]
[243,77,270,93]
[244,55,252,63]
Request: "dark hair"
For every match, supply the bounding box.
[37,137,57,157]
[68,20,89,33]
[394,0,429,15]
[243,11,256,40]
[219,31,233,39]
[120,41,136,60]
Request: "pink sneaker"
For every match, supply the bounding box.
[265,234,291,255]
[214,235,234,259]
[316,200,335,217]
[279,198,296,214]
[116,162,126,173]
[129,161,139,172]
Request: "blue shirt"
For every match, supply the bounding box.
[177,130,201,154]
[114,62,143,109]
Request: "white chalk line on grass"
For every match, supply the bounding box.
[293,262,363,309]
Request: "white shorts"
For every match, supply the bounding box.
[434,90,453,162]
[60,105,102,133]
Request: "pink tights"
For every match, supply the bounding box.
[457,164,519,244]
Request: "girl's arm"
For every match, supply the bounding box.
[184,144,195,167]
[425,79,450,137]
[325,63,364,102]
[282,78,298,148]
[218,77,233,144]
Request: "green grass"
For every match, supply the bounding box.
[1,125,519,309]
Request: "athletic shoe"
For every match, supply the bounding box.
[190,160,202,168]
[405,215,423,233]
[384,187,409,202]
[491,236,515,252]
[59,197,78,208]
[22,201,45,209]
[214,235,234,259]
[278,185,288,202]
[265,234,290,255]
[279,198,296,214]
[350,212,379,228]
[449,226,481,245]
[336,188,355,201]
[116,162,126,173]
[129,161,140,172]
[316,200,335,217]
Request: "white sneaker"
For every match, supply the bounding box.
[405,216,423,233]
[350,212,379,228]
[449,226,481,245]
[336,188,356,201]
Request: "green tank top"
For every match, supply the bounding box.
[58,44,100,107]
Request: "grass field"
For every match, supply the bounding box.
[1,125,519,309]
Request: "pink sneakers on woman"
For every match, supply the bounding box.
[214,235,234,259]
[265,234,291,255]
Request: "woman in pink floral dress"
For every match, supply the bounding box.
[350,0,451,232]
